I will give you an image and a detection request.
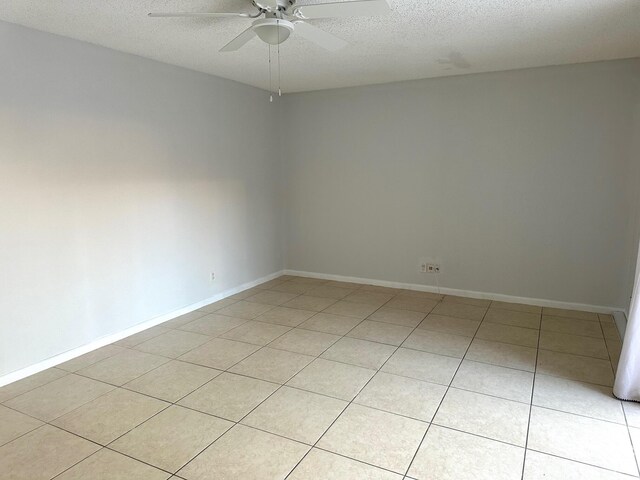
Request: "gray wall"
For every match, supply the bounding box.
[0,22,284,376]
[283,59,640,309]
[2,19,639,378]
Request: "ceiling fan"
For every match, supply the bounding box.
[149,0,391,52]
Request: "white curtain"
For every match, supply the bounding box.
[614,247,640,401]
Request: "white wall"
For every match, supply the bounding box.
[0,22,284,377]
[283,59,640,309]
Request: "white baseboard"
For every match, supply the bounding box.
[0,270,284,388]
[284,269,620,315]
[2,267,624,388]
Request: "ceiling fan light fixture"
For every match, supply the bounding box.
[252,18,294,45]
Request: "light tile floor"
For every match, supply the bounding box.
[0,275,636,479]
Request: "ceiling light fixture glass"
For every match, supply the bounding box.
[253,18,293,45]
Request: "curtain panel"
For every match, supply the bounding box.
[614,247,640,401]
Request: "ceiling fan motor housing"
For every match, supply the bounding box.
[253,0,294,13]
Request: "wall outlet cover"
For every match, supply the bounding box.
[419,257,442,274]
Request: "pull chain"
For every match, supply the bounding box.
[268,18,283,102]
[277,20,282,97]
[268,43,273,102]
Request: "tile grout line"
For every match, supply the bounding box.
[65,322,579,396]
[519,307,543,480]
[82,347,630,430]
[282,291,443,478]
[0,318,615,407]
[0,369,73,407]
[1,280,412,477]
[34,291,318,480]
[47,296,483,420]
[0,276,625,479]
[79,294,308,394]
[52,441,178,479]
[47,298,311,480]
[401,300,491,478]
[262,289,416,473]
[0,293,605,403]
[184,284,634,478]
[44,368,194,478]
[601,313,640,478]
[3,340,619,424]
[525,447,640,477]
[49,412,640,480]
[0,413,43,449]
[17,361,631,469]
[169,282,387,477]
[155,306,322,476]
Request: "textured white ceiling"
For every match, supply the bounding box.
[1,0,639,92]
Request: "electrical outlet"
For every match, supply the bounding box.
[210,272,216,282]
[419,257,441,274]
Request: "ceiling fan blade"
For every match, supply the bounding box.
[293,21,347,51]
[220,26,257,52]
[295,0,389,19]
[148,12,253,18]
